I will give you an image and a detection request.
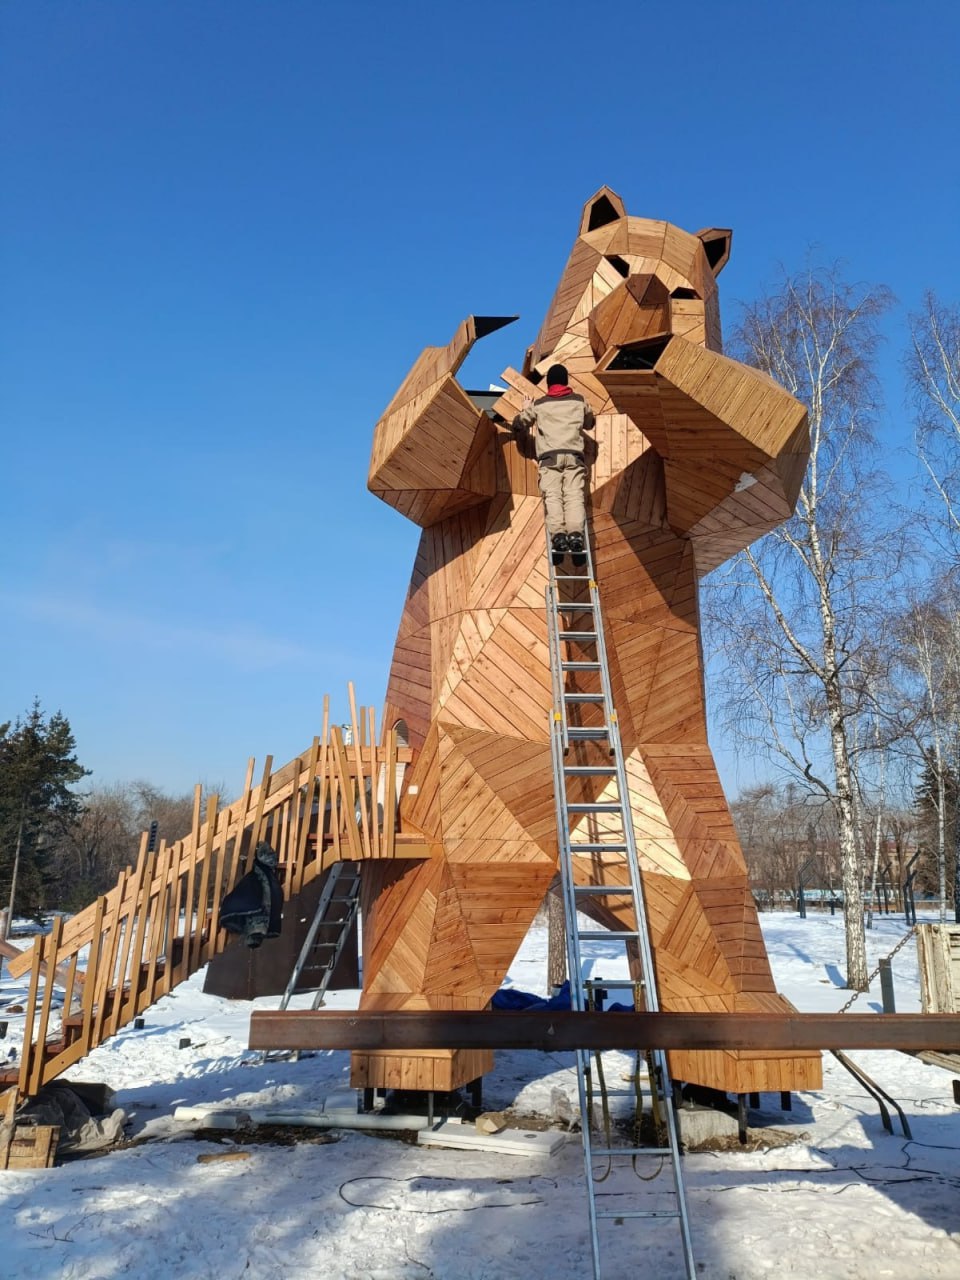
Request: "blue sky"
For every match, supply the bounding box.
[2,0,959,801]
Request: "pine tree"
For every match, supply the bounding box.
[0,700,89,926]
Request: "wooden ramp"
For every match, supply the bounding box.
[2,696,416,1102]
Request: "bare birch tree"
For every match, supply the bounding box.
[894,588,960,920]
[905,294,960,920]
[706,267,895,989]
[908,295,960,545]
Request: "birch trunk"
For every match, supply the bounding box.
[547,885,567,990]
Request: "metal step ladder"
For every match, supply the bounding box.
[545,530,696,1279]
[277,862,361,1017]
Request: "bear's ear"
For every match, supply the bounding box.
[696,228,732,275]
[579,186,627,236]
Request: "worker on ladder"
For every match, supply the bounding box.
[513,363,595,567]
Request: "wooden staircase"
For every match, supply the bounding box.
[2,693,417,1101]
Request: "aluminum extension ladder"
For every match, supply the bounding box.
[277,862,361,1019]
[545,530,696,1279]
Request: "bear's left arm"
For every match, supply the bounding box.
[654,340,808,572]
[597,336,808,572]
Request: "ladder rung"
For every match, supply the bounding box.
[578,930,641,941]
[568,802,621,813]
[583,978,641,988]
[561,661,601,671]
[591,1146,672,1158]
[555,573,591,580]
[570,842,627,853]
[562,693,604,703]
[559,631,597,641]
[572,884,633,894]
[596,1210,682,1221]
[563,765,616,776]
[582,1081,650,1095]
[567,727,609,740]
[557,601,596,610]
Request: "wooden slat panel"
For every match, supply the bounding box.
[107,837,149,1038]
[76,897,106,1063]
[26,919,62,1096]
[142,842,173,1012]
[122,836,158,1023]
[189,796,219,971]
[159,839,187,999]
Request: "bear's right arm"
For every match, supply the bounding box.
[368,316,516,528]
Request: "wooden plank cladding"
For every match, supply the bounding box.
[364,186,816,1096]
[3,692,420,1101]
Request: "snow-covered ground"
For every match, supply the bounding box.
[2,911,959,1279]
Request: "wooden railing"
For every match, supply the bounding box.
[3,691,416,1100]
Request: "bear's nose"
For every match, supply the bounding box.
[588,274,672,362]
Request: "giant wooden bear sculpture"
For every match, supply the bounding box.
[360,187,821,1097]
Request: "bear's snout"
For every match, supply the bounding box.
[588,273,672,362]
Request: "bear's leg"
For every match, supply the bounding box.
[352,850,556,1093]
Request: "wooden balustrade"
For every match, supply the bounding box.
[3,690,414,1101]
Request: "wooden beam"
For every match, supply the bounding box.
[0,937,80,990]
[248,1010,960,1054]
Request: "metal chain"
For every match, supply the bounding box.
[837,926,917,1013]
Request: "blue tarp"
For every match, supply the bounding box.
[491,979,634,1012]
[492,980,571,1010]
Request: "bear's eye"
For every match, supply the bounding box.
[670,287,699,300]
[605,255,630,278]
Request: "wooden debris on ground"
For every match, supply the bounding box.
[475,1111,508,1134]
[1,1086,60,1169]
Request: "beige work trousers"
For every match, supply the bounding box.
[538,452,586,537]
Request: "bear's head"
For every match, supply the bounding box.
[523,185,732,399]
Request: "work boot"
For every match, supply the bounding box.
[551,532,569,566]
[567,530,587,568]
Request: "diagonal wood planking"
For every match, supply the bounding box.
[361,187,819,1094]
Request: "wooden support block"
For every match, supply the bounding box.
[1,1089,60,1170]
[3,1124,60,1169]
[0,1086,17,1167]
